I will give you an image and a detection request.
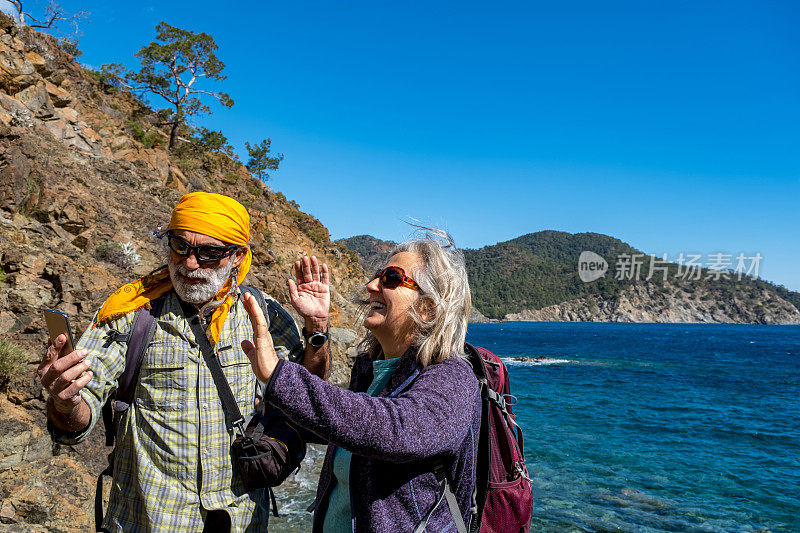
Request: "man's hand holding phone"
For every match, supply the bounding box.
[39,334,92,411]
[38,333,93,431]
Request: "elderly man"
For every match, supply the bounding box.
[38,192,330,532]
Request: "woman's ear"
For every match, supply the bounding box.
[417,297,436,322]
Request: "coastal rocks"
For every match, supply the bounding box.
[505,282,800,325]
[468,307,491,323]
[507,356,572,365]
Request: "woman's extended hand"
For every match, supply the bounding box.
[241,291,279,383]
[288,256,330,328]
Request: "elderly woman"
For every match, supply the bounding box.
[241,231,480,532]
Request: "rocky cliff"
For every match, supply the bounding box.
[505,281,800,324]
[0,16,368,531]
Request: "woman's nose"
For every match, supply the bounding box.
[366,276,381,292]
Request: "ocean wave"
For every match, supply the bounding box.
[502,356,575,366]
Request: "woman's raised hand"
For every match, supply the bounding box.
[288,256,330,327]
[241,292,279,383]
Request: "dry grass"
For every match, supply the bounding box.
[0,340,29,390]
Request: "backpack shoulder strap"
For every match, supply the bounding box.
[117,299,164,404]
[96,296,164,531]
[240,285,269,317]
[101,297,165,446]
[463,343,488,385]
[463,343,491,531]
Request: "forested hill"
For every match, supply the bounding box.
[338,231,800,324]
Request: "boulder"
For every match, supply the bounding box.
[14,82,54,119]
[330,327,358,346]
[43,80,73,107]
[165,164,189,191]
[23,51,49,76]
[0,92,33,127]
[0,41,38,93]
[53,106,77,124]
[43,118,76,142]
[138,148,170,182]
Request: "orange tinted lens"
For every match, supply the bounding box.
[379,267,405,289]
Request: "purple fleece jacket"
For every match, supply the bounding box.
[264,348,481,532]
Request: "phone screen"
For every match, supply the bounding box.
[44,309,76,358]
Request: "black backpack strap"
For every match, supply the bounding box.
[179,299,246,435]
[116,299,164,409]
[96,298,164,532]
[463,343,491,532]
[101,299,164,446]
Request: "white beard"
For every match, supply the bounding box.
[168,259,235,305]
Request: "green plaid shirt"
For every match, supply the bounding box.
[52,289,303,532]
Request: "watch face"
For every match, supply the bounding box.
[308,332,328,347]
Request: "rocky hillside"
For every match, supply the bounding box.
[0,16,369,531]
[337,234,397,272]
[505,282,800,324]
[338,232,800,325]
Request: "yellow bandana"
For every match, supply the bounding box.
[96,192,252,345]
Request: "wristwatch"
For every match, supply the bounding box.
[302,327,329,348]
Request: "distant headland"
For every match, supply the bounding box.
[337,233,800,325]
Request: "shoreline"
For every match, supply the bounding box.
[470,318,800,326]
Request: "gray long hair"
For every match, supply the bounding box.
[361,227,471,367]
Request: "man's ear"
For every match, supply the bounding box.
[232,245,249,269]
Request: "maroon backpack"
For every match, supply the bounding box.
[415,344,534,533]
[466,343,533,533]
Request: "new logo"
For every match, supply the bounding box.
[578,251,608,282]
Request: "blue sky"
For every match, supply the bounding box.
[5,1,799,290]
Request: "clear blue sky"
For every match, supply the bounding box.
[6,1,799,290]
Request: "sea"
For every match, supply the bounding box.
[270,322,800,532]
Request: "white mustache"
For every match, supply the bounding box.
[174,263,215,281]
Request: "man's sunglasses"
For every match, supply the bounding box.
[166,232,239,262]
[373,266,420,291]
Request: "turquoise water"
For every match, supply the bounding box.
[272,322,800,532]
[469,322,800,532]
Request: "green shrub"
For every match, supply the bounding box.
[308,227,329,246]
[59,37,82,58]
[0,340,28,391]
[96,241,141,271]
[125,120,163,149]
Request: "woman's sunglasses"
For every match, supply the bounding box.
[373,266,420,291]
[166,232,239,262]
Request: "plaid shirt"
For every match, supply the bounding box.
[51,289,304,533]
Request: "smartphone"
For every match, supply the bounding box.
[44,309,76,358]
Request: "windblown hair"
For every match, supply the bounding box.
[361,227,471,367]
